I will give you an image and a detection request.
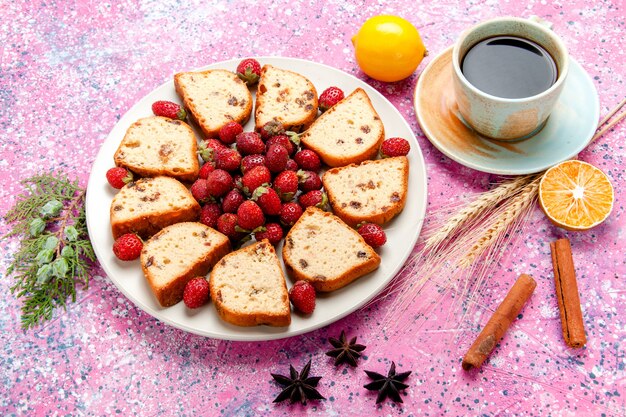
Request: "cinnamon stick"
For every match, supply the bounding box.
[550,238,586,348]
[462,274,536,371]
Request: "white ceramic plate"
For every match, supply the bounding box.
[86,57,428,341]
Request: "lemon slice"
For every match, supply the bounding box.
[539,160,614,230]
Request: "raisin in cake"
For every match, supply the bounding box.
[210,240,291,327]
[141,222,230,307]
[174,69,252,138]
[282,207,381,292]
[114,116,200,182]
[255,65,318,132]
[322,156,409,227]
[110,176,200,239]
[299,88,384,167]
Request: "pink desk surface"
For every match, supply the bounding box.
[1,1,624,416]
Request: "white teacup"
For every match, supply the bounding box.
[451,17,569,141]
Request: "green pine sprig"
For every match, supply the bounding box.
[4,172,96,329]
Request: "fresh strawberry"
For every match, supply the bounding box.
[206,169,234,197]
[298,190,328,210]
[357,223,387,248]
[236,58,261,86]
[198,162,215,179]
[215,147,242,172]
[380,137,410,158]
[252,186,282,216]
[190,179,212,204]
[151,100,187,120]
[284,159,299,171]
[297,170,322,192]
[198,139,226,162]
[236,131,265,155]
[279,202,303,227]
[112,233,143,261]
[254,223,284,246]
[219,121,243,145]
[259,120,286,140]
[273,170,299,202]
[266,134,295,156]
[294,149,321,172]
[106,167,133,189]
[289,280,316,314]
[199,203,222,228]
[241,154,266,174]
[233,174,244,192]
[318,87,344,112]
[237,200,265,231]
[265,144,289,173]
[183,277,210,309]
[222,189,245,213]
[217,213,246,241]
[242,165,271,195]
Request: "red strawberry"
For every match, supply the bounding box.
[279,202,303,227]
[106,167,133,189]
[294,149,321,172]
[259,120,286,140]
[183,277,210,309]
[241,154,266,174]
[236,131,265,155]
[251,186,282,216]
[273,170,299,202]
[219,121,243,145]
[198,162,215,179]
[298,190,328,210]
[222,189,245,213]
[112,233,143,261]
[254,223,284,246]
[380,137,410,158]
[200,203,222,228]
[190,179,212,203]
[285,159,299,171]
[357,223,387,248]
[266,134,295,156]
[151,100,187,120]
[297,170,322,192]
[289,280,316,314]
[215,147,242,172]
[236,58,261,86]
[265,144,289,173]
[237,200,265,231]
[198,139,226,162]
[242,165,271,195]
[217,213,246,242]
[318,87,344,112]
[233,174,244,192]
[206,169,234,197]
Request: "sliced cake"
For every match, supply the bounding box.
[141,222,231,307]
[299,88,384,167]
[110,176,200,239]
[282,207,381,292]
[174,69,252,138]
[210,240,291,327]
[114,116,200,182]
[255,65,318,132]
[322,156,409,227]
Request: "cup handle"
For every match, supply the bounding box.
[528,15,553,30]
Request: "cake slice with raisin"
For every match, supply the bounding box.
[282,207,380,292]
[210,240,291,327]
[299,88,384,167]
[322,156,409,227]
[254,65,318,132]
[174,69,252,138]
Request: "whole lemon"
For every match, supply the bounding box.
[352,15,426,82]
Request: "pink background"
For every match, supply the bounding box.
[1,0,624,415]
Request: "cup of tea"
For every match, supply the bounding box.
[451,17,569,141]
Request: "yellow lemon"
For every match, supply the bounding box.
[352,15,426,82]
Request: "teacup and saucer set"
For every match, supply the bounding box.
[414,17,599,175]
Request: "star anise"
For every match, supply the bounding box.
[363,361,411,404]
[326,330,366,367]
[271,360,325,405]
